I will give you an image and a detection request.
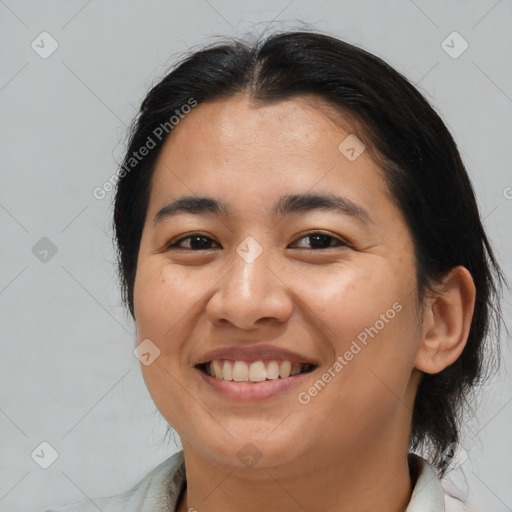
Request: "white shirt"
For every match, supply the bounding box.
[43,451,446,511]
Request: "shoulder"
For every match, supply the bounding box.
[42,451,186,512]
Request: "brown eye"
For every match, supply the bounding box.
[167,234,220,250]
[290,232,349,250]
[165,231,348,251]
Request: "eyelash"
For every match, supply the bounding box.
[165,231,349,251]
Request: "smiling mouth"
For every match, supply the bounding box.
[196,359,317,382]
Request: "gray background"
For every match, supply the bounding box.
[1,1,511,511]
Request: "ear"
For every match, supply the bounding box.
[414,266,476,374]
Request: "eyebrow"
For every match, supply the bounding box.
[153,193,373,225]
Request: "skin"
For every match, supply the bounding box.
[133,94,476,512]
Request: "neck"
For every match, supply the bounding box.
[178,433,414,512]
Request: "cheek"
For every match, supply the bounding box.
[133,262,201,428]
[133,261,197,342]
[295,258,420,410]
[294,257,413,349]
[301,298,419,448]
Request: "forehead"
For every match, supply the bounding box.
[148,94,394,222]
[163,93,357,160]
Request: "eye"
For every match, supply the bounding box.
[166,231,348,251]
[290,231,349,250]
[166,234,220,250]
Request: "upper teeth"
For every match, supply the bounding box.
[207,360,311,382]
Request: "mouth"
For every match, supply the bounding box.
[192,344,320,400]
[196,359,317,382]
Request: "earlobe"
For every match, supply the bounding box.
[414,266,476,375]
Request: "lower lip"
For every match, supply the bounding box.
[195,367,315,401]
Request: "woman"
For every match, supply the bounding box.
[46,30,503,511]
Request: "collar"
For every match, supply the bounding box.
[406,453,446,511]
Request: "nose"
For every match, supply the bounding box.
[205,240,293,330]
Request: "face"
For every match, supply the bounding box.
[133,94,424,472]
